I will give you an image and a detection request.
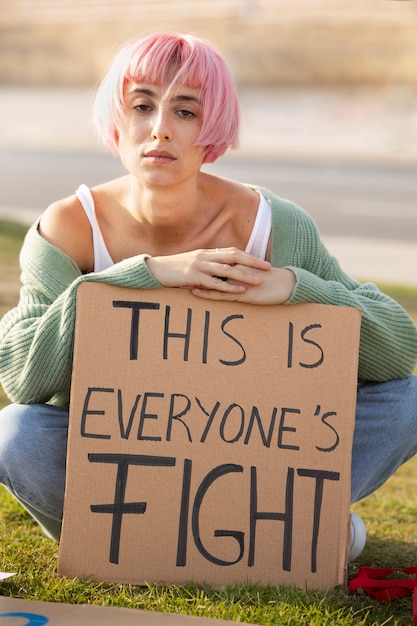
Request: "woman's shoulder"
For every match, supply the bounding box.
[19,216,81,290]
[38,191,93,272]
[42,192,83,222]
[214,179,305,214]
[39,176,126,231]
[202,173,262,217]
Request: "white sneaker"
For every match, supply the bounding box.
[349,512,366,562]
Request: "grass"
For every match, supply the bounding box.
[1,218,417,625]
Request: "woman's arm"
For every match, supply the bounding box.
[1,222,270,406]
[190,190,417,382]
[0,222,160,406]
[270,193,417,383]
[286,244,417,383]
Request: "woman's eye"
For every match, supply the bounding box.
[134,104,152,112]
[177,109,195,118]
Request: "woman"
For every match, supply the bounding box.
[0,33,416,556]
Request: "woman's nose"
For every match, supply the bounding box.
[151,111,172,141]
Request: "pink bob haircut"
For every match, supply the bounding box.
[92,32,241,163]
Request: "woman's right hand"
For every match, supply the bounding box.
[146,247,271,294]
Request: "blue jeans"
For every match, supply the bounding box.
[1,376,416,541]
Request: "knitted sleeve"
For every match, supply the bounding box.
[0,223,161,406]
[266,194,417,382]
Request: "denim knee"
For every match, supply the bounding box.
[351,375,417,502]
[0,402,68,520]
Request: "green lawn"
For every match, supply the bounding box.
[1,218,417,625]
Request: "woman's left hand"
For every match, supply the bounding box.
[192,266,296,305]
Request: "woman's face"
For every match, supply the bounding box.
[117,82,206,188]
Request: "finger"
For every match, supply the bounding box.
[191,287,244,301]
[209,263,263,286]
[208,274,247,291]
[209,262,237,283]
[212,247,271,271]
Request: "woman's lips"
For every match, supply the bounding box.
[144,150,176,164]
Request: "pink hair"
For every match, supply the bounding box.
[92,32,241,163]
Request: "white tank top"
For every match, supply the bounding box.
[76,184,272,272]
[76,184,114,272]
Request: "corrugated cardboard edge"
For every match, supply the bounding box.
[0,596,257,625]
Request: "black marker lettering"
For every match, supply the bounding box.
[300,324,324,368]
[202,310,210,364]
[112,300,160,360]
[163,305,192,361]
[297,468,340,572]
[287,321,294,368]
[80,387,114,439]
[244,406,278,448]
[278,408,300,450]
[176,458,192,566]
[89,453,176,564]
[166,394,193,442]
[137,392,163,441]
[219,315,246,366]
[315,405,340,452]
[249,466,294,570]
[196,397,221,443]
[117,390,141,440]
[192,464,244,566]
[219,404,245,443]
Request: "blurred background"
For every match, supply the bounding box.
[1,0,417,88]
[1,0,416,285]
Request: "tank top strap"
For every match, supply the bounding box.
[245,193,272,260]
[75,184,114,272]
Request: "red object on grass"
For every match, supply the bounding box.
[349,566,417,625]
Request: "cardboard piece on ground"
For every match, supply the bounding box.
[0,596,255,625]
[59,284,361,590]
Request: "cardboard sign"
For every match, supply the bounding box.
[59,284,361,590]
[0,597,255,625]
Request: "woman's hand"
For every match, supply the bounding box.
[146,247,296,304]
[146,247,269,291]
[193,265,296,304]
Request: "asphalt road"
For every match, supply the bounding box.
[1,149,416,243]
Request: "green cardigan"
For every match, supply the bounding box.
[1,188,416,407]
